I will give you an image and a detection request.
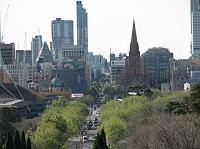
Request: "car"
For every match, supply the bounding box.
[81,135,88,143]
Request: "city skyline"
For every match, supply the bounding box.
[1,0,190,60]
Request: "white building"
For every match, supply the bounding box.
[191,0,200,60]
[57,45,86,62]
[111,58,126,85]
[6,64,34,87]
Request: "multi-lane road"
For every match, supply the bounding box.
[68,103,100,149]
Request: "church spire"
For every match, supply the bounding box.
[130,19,140,56]
[127,18,141,85]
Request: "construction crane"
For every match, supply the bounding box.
[23,32,27,64]
[1,4,9,42]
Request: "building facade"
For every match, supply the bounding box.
[31,35,43,64]
[6,64,33,87]
[142,47,173,88]
[52,18,74,59]
[111,54,126,85]
[77,1,88,52]
[57,45,85,62]
[170,59,191,90]
[191,0,200,60]
[0,43,15,65]
[51,61,86,93]
[16,50,32,65]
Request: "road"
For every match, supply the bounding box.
[68,102,100,149]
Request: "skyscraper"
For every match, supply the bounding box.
[77,1,88,53]
[31,35,42,64]
[191,0,200,60]
[52,18,74,59]
[142,47,173,88]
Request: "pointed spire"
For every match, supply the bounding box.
[131,19,137,42]
[130,18,139,56]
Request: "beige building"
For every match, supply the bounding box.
[6,64,34,87]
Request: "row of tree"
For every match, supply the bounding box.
[99,87,192,148]
[3,131,31,149]
[32,99,88,149]
[117,82,200,148]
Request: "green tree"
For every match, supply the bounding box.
[33,122,62,149]
[14,131,21,149]
[144,88,153,98]
[103,117,127,145]
[6,132,13,149]
[26,136,31,149]
[189,81,200,112]
[103,83,115,100]
[114,85,126,99]
[21,131,26,149]
[89,86,99,100]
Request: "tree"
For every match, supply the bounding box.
[33,122,62,149]
[14,130,21,149]
[99,129,108,149]
[93,129,109,149]
[26,136,32,149]
[114,85,125,99]
[89,86,99,100]
[144,88,153,98]
[6,132,13,149]
[103,83,115,100]
[93,133,101,149]
[21,131,26,149]
[189,81,200,112]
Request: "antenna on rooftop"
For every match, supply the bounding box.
[0,1,2,44]
[38,28,40,35]
[23,32,27,64]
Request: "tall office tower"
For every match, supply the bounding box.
[52,18,74,59]
[77,1,88,53]
[191,0,200,60]
[0,43,15,65]
[31,35,42,64]
[142,47,173,88]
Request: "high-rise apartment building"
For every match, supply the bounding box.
[31,35,42,64]
[77,1,88,52]
[52,18,74,59]
[191,0,200,60]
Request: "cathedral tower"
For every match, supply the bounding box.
[127,19,140,84]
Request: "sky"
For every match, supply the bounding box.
[1,0,191,60]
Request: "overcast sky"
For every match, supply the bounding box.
[1,0,190,60]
